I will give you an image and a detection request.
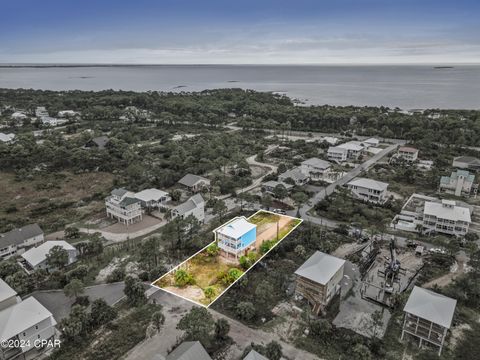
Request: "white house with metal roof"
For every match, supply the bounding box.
[21,241,77,271]
[452,156,480,172]
[171,194,205,222]
[439,170,477,198]
[105,188,143,226]
[177,174,210,192]
[401,286,456,355]
[294,251,345,314]
[0,282,56,360]
[346,177,389,204]
[0,224,44,260]
[422,199,471,236]
[134,188,171,209]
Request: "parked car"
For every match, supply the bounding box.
[273,208,287,215]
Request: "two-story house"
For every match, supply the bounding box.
[294,251,345,315]
[105,188,143,226]
[214,217,257,261]
[177,174,210,193]
[397,147,419,162]
[0,280,57,360]
[346,177,389,204]
[134,188,171,209]
[278,168,309,186]
[328,141,364,162]
[439,170,478,198]
[0,224,44,260]
[422,199,471,237]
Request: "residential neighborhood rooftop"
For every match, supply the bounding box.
[0,223,43,248]
[301,157,331,169]
[295,251,345,285]
[178,173,209,187]
[399,146,418,153]
[348,177,389,191]
[403,286,457,329]
[134,188,169,202]
[243,349,269,360]
[173,194,204,215]
[0,296,57,342]
[21,240,76,268]
[423,200,471,222]
[216,216,257,239]
[279,168,309,181]
[165,341,212,360]
[0,279,17,303]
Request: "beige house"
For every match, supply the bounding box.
[294,251,345,315]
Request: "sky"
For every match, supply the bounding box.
[1,0,479,64]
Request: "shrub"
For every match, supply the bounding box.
[260,240,275,254]
[174,269,195,287]
[206,243,220,257]
[203,286,216,300]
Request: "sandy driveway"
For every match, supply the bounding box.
[255,216,293,250]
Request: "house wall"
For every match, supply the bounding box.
[15,317,55,353]
[0,295,20,312]
[239,228,257,249]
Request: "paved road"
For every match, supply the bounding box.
[32,282,125,322]
[125,289,321,360]
[298,144,399,226]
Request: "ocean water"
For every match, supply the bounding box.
[0,64,479,109]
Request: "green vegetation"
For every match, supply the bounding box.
[174,269,196,287]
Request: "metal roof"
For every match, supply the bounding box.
[0,297,57,342]
[279,168,308,181]
[111,188,129,197]
[399,146,418,153]
[0,224,43,249]
[178,174,209,187]
[301,157,331,169]
[244,350,269,360]
[21,241,76,268]
[173,194,204,215]
[295,251,345,285]
[0,279,17,303]
[166,341,212,360]
[216,217,256,239]
[348,177,389,191]
[423,201,471,222]
[134,188,169,202]
[403,286,456,329]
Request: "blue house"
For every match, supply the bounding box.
[214,217,257,261]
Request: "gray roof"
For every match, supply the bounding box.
[295,251,345,285]
[21,241,76,268]
[348,177,389,191]
[119,197,141,207]
[454,156,480,165]
[0,279,17,303]
[88,136,109,149]
[262,180,294,190]
[404,286,457,329]
[244,349,268,360]
[111,188,128,197]
[166,341,212,360]
[178,174,210,187]
[173,194,204,215]
[0,297,56,342]
[0,224,43,249]
[279,168,308,181]
[301,157,331,169]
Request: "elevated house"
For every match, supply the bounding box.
[178,174,211,193]
[452,156,480,172]
[0,280,56,360]
[165,341,212,360]
[261,180,294,195]
[396,147,419,162]
[294,251,345,315]
[20,241,77,272]
[439,170,478,198]
[422,199,471,237]
[328,141,364,162]
[84,136,110,150]
[300,158,331,181]
[401,286,456,355]
[278,167,309,186]
[346,177,389,204]
[0,224,44,260]
[171,194,205,222]
[134,188,171,209]
[105,188,143,226]
[214,217,257,261]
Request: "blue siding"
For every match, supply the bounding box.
[239,227,256,249]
